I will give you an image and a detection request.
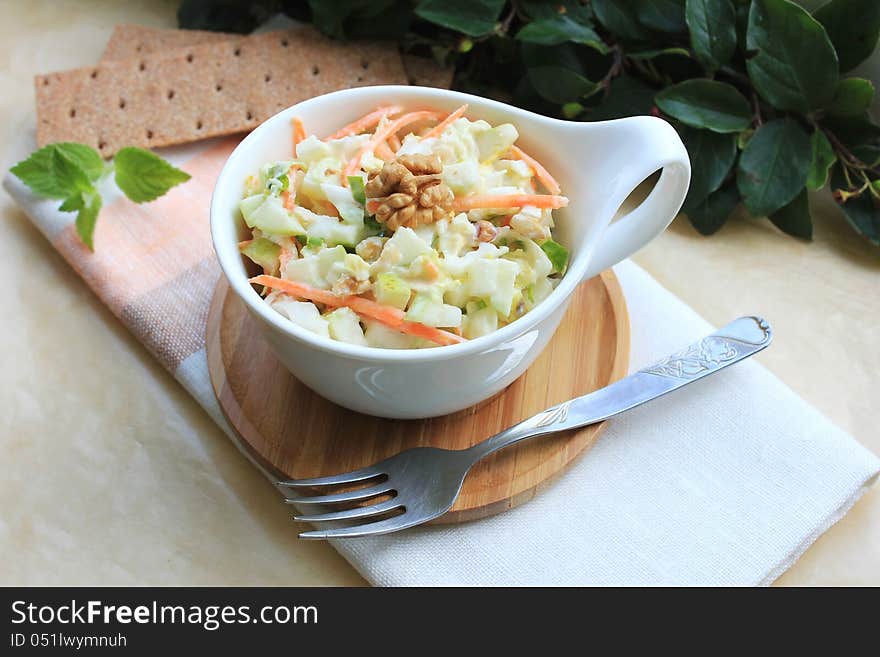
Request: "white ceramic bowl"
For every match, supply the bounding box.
[211,86,690,419]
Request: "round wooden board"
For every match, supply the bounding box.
[206,270,630,523]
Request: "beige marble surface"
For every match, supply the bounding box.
[0,1,877,586]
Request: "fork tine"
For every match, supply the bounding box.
[299,514,422,540]
[283,482,393,505]
[276,466,384,489]
[293,499,402,523]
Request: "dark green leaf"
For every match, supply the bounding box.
[177,0,276,33]
[637,0,687,33]
[806,129,836,191]
[852,144,880,168]
[825,78,875,118]
[10,143,97,199]
[655,79,751,132]
[679,126,737,209]
[735,0,749,50]
[308,0,404,40]
[519,1,593,23]
[685,0,737,72]
[814,0,880,72]
[75,192,102,251]
[830,169,880,244]
[344,3,412,40]
[769,188,811,239]
[586,75,657,121]
[527,66,598,104]
[522,43,599,104]
[516,16,606,51]
[746,0,838,112]
[540,239,569,273]
[823,114,880,149]
[736,117,811,217]
[627,47,691,60]
[686,181,740,234]
[415,0,505,37]
[592,0,648,40]
[114,147,191,203]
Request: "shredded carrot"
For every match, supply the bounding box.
[342,110,445,185]
[387,133,402,152]
[324,105,404,141]
[499,215,513,227]
[238,239,254,249]
[292,117,306,156]
[422,104,468,140]
[451,194,569,212]
[281,164,301,210]
[510,145,561,195]
[375,141,396,161]
[250,275,466,346]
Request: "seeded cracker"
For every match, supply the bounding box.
[102,24,454,89]
[35,27,409,156]
[101,24,233,61]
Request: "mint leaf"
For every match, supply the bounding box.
[806,130,836,191]
[679,126,737,210]
[10,143,98,199]
[540,239,569,274]
[769,188,811,240]
[746,0,838,113]
[825,78,875,119]
[75,193,102,251]
[414,0,505,37]
[655,80,751,133]
[736,118,811,217]
[54,143,104,182]
[58,193,85,212]
[114,147,191,203]
[685,0,736,72]
[814,0,880,73]
[686,181,740,235]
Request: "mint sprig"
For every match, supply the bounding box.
[10,143,190,250]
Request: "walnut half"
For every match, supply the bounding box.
[365,154,454,231]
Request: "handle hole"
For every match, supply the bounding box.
[610,169,661,226]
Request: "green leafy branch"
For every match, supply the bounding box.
[180,0,880,247]
[11,144,190,250]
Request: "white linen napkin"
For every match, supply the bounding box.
[5,130,878,586]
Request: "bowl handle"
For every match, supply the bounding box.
[581,116,691,281]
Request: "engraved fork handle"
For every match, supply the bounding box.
[463,316,773,463]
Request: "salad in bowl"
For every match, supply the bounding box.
[238,104,570,349]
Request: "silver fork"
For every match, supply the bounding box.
[278,316,772,539]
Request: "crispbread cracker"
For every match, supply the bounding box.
[102,24,233,60]
[102,24,454,89]
[36,26,408,155]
